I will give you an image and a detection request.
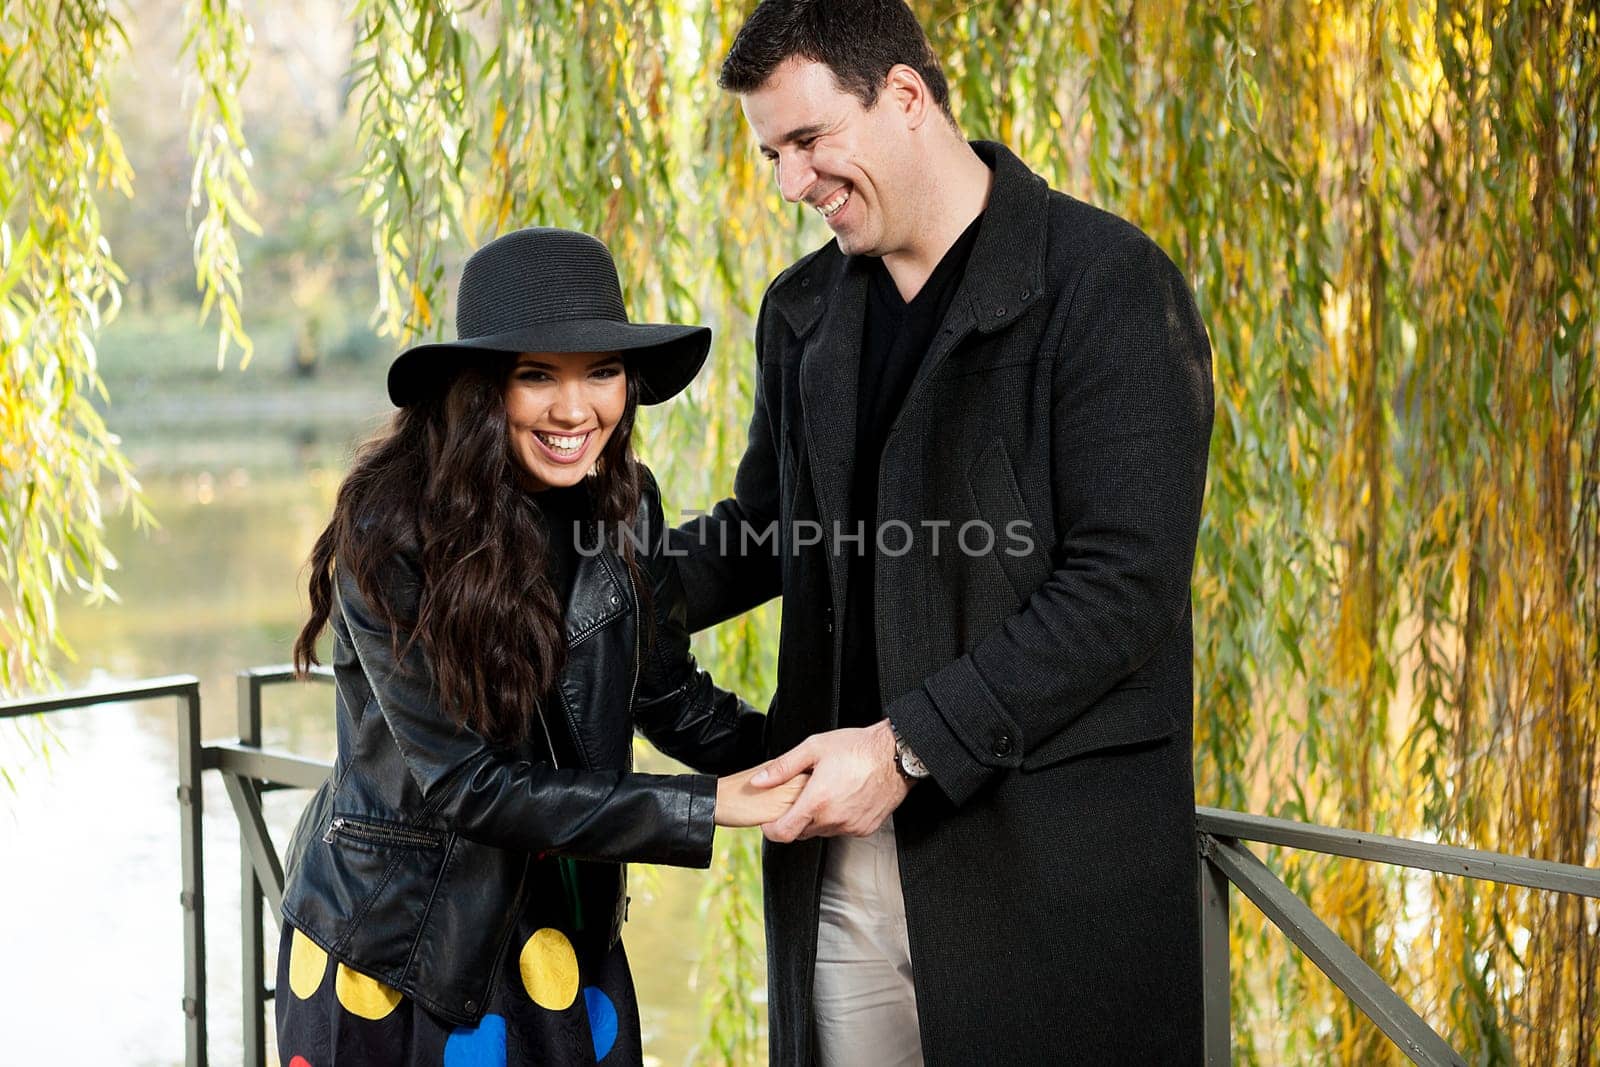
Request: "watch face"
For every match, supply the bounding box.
[896,740,930,779]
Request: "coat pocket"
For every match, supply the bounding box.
[1020,684,1175,770]
[964,438,1051,604]
[302,812,451,981]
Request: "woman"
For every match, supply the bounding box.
[276,228,793,1066]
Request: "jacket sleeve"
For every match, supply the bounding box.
[336,559,718,868]
[886,235,1214,806]
[632,469,768,774]
[668,290,784,632]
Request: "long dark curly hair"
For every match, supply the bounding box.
[293,351,647,746]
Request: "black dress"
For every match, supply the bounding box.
[275,484,644,1066]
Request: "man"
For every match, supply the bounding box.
[673,1,1214,1062]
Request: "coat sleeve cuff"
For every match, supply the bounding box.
[679,773,719,868]
[886,655,1023,808]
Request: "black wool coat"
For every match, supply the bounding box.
[673,142,1214,1065]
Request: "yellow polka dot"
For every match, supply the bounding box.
[335,963,403,1020]
[287,929,329,1001]
[518,927,578,1010]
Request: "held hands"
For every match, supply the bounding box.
[714,765,811,828]
[749,719,912,843]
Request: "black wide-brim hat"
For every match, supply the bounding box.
[387,227,711,407]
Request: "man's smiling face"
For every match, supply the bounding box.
[741,57,914,259]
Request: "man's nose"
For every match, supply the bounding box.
[776,154,815,204]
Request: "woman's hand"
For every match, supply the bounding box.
[714,764,810,827]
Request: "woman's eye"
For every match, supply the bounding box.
[592,367,622,379]
[518,370,550,382]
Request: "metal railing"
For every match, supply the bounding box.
[0,676,207,1063]
[7,670,1600,1066]
[217,666,334,1067]
[1196,808,1600,1065]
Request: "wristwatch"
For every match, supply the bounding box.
[888,719,930,781]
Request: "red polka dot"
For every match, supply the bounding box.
[288,1056,313,1067]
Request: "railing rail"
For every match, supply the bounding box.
[7,670,1600,1066]
[1196,808,1600,1066]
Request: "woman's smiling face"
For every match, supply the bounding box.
[504,350,627,491]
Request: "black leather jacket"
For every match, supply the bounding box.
[280,470,765,1026]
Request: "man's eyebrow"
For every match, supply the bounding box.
[759,122,831,153]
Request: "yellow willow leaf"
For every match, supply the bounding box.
[1533,251,1554,290]
[1496,567,1518,622]
[1429,499,1453,545]
[410,280,433,328]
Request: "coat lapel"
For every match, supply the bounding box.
[897,142,1049,417]
[797,259,868,584]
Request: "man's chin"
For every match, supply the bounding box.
[831,230,875,258]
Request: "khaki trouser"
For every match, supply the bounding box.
[811,821,925,1067]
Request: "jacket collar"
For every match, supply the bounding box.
[766,140,1049,339]
[563,544,628,646]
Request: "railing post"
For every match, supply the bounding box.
[238,673,266,1067]
[1198,834,1231,1066]
[176,683,208,1067]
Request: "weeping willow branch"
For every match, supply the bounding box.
[349,0,474,341]
[0,0,147,696]
[182,0,260,368]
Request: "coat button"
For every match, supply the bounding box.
[610,593,620,605]
[992,733,1014,757]
[464,998,478,1013]
[823,607,834,634]
[995,306,1007,318]
[800,276,811,288]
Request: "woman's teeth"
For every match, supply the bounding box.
[536,431,587,455]
[818,189,850,218]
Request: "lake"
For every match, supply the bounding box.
[0,391,762,1065]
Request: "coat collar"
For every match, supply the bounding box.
[766,140,1050,340]
[779,142,1051,580]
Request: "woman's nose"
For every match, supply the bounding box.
[548,381,587,424]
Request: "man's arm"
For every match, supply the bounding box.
[633,468,768,774]
[670,291,785,632]
[759,234,1213,837]
[890,235,1213,805]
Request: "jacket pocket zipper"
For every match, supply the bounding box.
[322,816,443,849]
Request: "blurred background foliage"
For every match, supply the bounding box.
[2,0,1596,1062]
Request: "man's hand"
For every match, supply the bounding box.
[751,720,913,842]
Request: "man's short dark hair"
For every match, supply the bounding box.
[720,0,955,123]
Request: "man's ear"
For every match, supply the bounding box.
[882,63,931,130]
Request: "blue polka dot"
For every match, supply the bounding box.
[584,986,618,1061]
[444,1013,507,1067]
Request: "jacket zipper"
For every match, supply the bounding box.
[322,816,443,848]
[624,564,640,717]
[532,696,560,770]
[551,546,632,770]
